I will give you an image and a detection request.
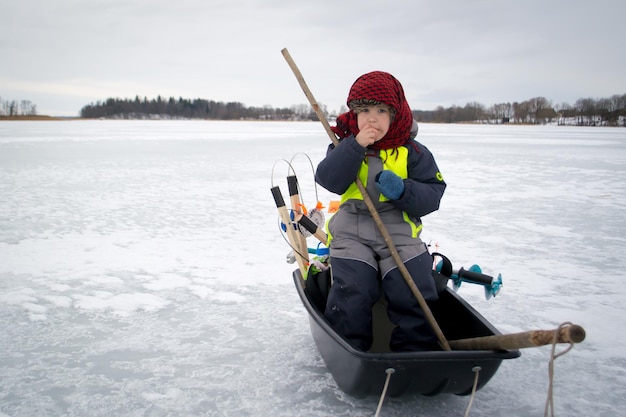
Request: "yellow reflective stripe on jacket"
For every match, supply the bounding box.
[403,211,422,238]
[340,147,410,203]
[337,146,422,236]
[325,215,333,244]
[378,148,408,202]
[340,167,368,203]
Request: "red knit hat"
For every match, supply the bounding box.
[331,71,413,150]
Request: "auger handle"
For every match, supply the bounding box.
[457,267,494,286]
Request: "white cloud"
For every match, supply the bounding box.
[2,0,625,116]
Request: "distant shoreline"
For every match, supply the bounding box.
[0,116,307,122]
[1,115,623,128]
[0,115,78,121]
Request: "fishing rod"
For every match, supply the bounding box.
[271,156,330,275]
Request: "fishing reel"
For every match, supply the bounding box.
[433,252,503,300]
[281,204,327,265]
[280,203,325,238]
[297,203,326,238]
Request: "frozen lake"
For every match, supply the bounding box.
[1,120,625,416]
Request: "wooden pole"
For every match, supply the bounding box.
[281,48,451,351]
[287,175,309,264]
[449,323,586,351]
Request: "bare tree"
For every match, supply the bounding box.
[575,98,597,125]
[512,101,530,124]
[490,102,512,123]
[19,100,37,116]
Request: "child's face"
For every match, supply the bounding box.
[356,105,392,142]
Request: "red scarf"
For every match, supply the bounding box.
[331,71,413,150]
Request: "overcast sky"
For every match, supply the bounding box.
[2,0,625,116]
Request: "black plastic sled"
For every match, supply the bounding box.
[293,268,520,398]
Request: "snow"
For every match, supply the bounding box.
[1,120,625,416]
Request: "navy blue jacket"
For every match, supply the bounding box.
[315,135,446,220]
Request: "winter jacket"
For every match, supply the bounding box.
[315,132,445,272]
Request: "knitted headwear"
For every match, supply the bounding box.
[331,71,413,150]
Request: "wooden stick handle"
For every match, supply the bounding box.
[287,175,309,263]
[281,47,451,351]
[449,323,586,351]
[281,48,338,147]
[297,214,328,245]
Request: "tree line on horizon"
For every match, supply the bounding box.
[79,96,310,121]
[3,93,625,126]
[417,93,626,126]
[77,93,626,126]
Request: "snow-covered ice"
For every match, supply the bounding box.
[1,120,624,416]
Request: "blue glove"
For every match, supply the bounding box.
[375,170,404,200]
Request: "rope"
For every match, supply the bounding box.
[544,322,575,417]
[374,368,395,417]
[463,366,482,417]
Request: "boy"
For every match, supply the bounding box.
[315,71,446,351]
